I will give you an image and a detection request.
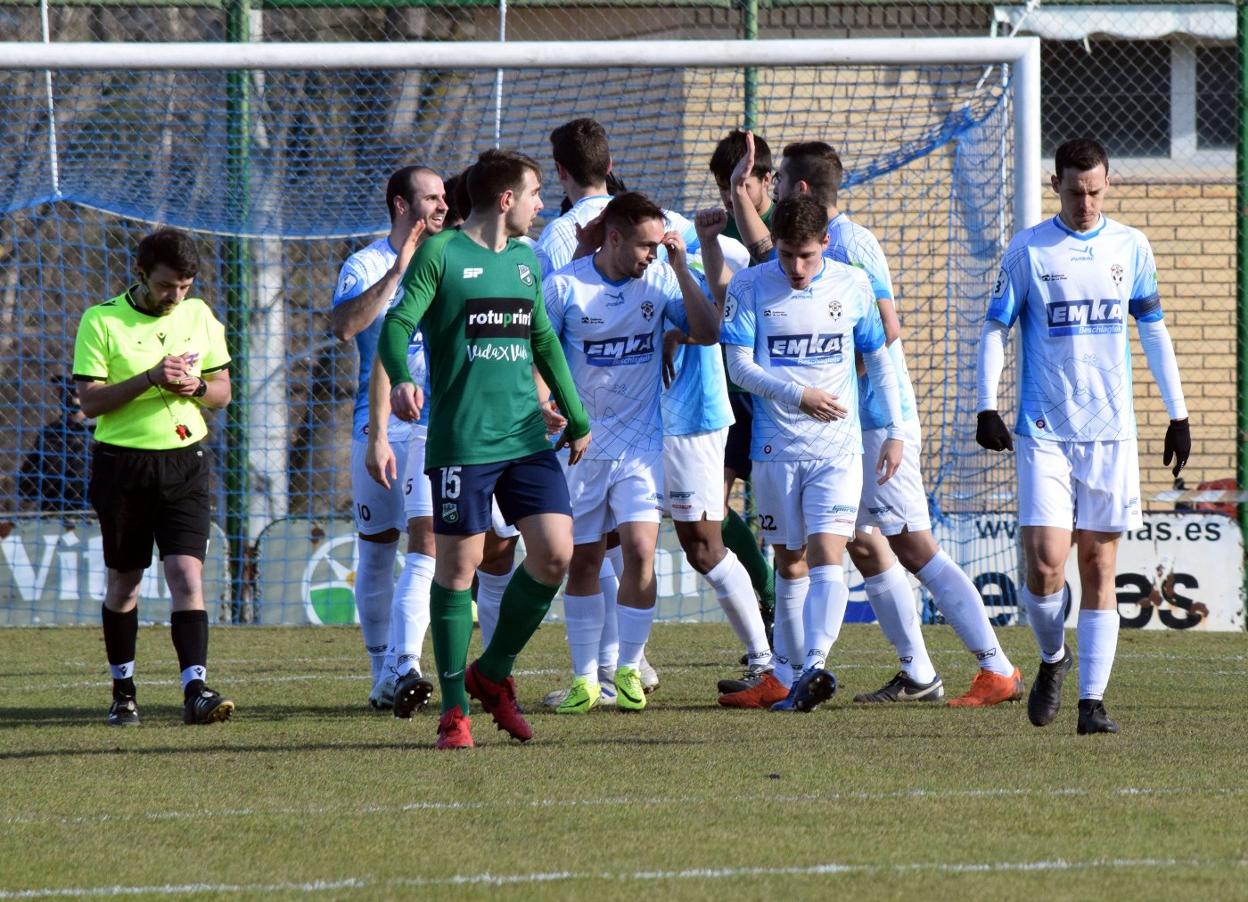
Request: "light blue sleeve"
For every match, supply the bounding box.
[719,273,756,348]
[543,274,567,337]
[535,219,573,278]
[661,267,692,332]
[853,231,895,301]
[664,208,702,257]
[1129,233,1163,323]
[852,281,887,353]
[986,241,1030,327]
[331,256,369,308]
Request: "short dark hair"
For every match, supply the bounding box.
[136,228,199,279]
[770,194,829,246]
[1054,138,1110,179]
[442,166,473,225]
[781,141,843,208]
[549,118,611,189]
[709,130,772,185]
[467,149,541,213]
[385,165,438,222]
[603,191,665,238]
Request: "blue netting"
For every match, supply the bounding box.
[0,61,1015,625]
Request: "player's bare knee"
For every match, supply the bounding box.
[405,517,435,557]
[104,570,143,612]
[890,531,939,574]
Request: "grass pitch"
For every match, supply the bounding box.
[2,622,1246,900]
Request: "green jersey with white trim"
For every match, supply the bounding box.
[379,229,589,470]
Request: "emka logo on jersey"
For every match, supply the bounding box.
[584,333,656,366]
[465,297,533,338]
[1046,298,1123,336]
[767,332,844,366]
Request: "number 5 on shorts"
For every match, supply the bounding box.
[440,466,462,500]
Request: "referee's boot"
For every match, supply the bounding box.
[1076,698,1120,735]
[106,695,140,727]
[184,687,235,725]
[1028,648,1074,727]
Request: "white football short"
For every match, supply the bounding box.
[1016,435,1142,533]
[490,498,520,539]
[350,436,410,535]
[855,418,931,535]
[567,450,664,545]
[663,427,728,522]
[753,454,863,549]
[402,426,433,521]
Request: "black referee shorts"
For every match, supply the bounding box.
[89,441,212,572]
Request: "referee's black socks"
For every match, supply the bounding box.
[171,609,209,701]
[102,604,138,698]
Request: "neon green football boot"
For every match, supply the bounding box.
[614,665,647,712]
[554,676,601,714]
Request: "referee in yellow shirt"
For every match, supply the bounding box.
[73,228,235,727]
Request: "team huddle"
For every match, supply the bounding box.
[72,116,1190,744]
[328,120,1192,748]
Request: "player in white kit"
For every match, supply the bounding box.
[721,193,905,713]
[660,208,779,707]
[331,166,444,712]
[976,138,1190,735]
[544,191,720,712]
[536,118,692,701]
[730,137,1023,706]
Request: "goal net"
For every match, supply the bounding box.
[0,38,1039,626]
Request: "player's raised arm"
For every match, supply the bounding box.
[693,207,731,307]
[729,132,774,264]
[332,220,424,342]
[663,231,719,346]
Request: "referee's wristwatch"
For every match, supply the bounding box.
[192,378,208,399]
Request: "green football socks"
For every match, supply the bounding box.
[476,564,559,683]
[429,582,473,714]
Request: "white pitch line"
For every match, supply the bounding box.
[4,785,1245,829]
[2,856,1245,898]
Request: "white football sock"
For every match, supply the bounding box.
[865,563,936,684]
[599,552,621,673]
[772,574,809,688]
[802,565,848,672]
[917,549,1014,677]
[1021,585,1068,664]
[564,593,605,679]
[705,550,772,669]
[355,537,397,680]
[393,553,434,677]
[616,604,655,669]
[1077,608,1119,700]
[475,566,513,649]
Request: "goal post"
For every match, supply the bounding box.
[0,37,1040,626]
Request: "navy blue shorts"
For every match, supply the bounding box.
[725,392,753,480]
[427,448,572,536]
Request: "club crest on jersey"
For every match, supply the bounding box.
[517,263,534,286]
[767,332,843,366]
[584,333,656,367]
[1046,298,1123,336]
[828,300,842,321]
[1110,263,1124,285]
[641,301,655,322]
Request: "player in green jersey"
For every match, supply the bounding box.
[379,149,591,749]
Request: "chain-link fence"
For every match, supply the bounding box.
[0,2,1240,628]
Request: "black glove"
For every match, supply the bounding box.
[976,410,1013,452]
[1164,418,1190,477]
